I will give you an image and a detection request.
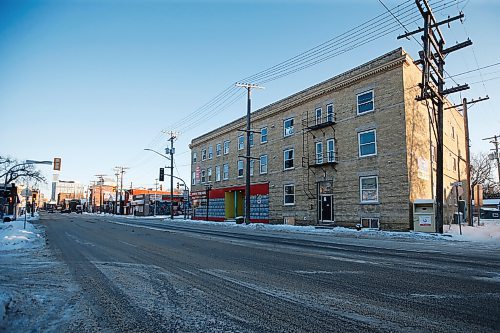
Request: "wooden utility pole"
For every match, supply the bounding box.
[398,0,471,233]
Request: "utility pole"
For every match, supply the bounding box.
[114,171,119,215]
[236,82,264,224]
[154,178,158,216]
[398,0,471,233]
[114,166,129,215]
[94,174,106,213]
[483,135,500,184]
[165,131,178,220]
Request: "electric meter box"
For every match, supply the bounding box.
[413,199,436,232]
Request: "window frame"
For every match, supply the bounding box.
[359,176,379,204]
[283,184,295,206]
[260,154,268,174]
[216,143,222,157]
[250,160,254,176]
[326,103,334,122]
[315,107,322,125]
[283,148,295,170]
[207,167,212,182]
[237,160,244,178]
[358,129,377,157]
[261,127,268,144]
[361,218,380,229]
[283,118,294,137]
[215,165,221,182]
[357,90,374,115]
[223,140,230,155]
[327,138,335,162]
[315,142,323,164]
[201,149,207,161]
[192,152,197,164]
[201,169,206,183]
[223,163,229,180]
[192,171,196,185]
[238,135,244,150]
[208,146,213,159]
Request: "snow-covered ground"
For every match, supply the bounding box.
[0,213,44,251]
[443,219,500,242]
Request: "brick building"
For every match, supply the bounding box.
[189,48,467,230]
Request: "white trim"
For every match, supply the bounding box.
[283,184,295,206]
[259,154,268,174]
[283,118,294,137]
[327,138,336,162]
[356,89,374,115]
[315,142,323,164]
[283,148,294,170]
[237,160,244,178]
[358,129,377,157]
[359,176,379,203]
[261,127,268,144]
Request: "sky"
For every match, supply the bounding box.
[1,0,499,196]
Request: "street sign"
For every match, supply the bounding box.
[451,181,463,187]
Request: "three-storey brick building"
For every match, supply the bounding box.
[190,48,467,230]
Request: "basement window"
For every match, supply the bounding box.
[360,218,379,229]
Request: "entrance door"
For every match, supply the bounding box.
[319,195,334,222]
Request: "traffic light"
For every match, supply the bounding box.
[53,158,61,171]
[159,168,164,181]
[176,182,179,189]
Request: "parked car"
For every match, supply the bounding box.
[76,205,83,214]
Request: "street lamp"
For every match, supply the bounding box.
[144,148,171,160]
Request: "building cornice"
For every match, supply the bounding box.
[191,49,411,147]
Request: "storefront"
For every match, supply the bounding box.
[192,182,269,223]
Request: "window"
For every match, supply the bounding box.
[360,176,379,203]
[326,103,334,122]
[223,140,230,155]
[327,139,336,162]
[208,146,213,159]
[249,132,254,147]
[284,184,295,205]
[216,143,222,156]
[260,155,268,174]
[215,165,221,182]
[361,218,379,229]
[358,129,377,157]
[453,157,457,172]
[192,152,197,163]
[201,169,206,183]
[315,142,323,164]
[250,160,254,176]
[284,149,294,170]
[357,90,374,114]
[315,107,322,125]
[237,160,244,177]
[223,164,229,180]
[451,126,455,139]
[192,171,196,185]
[207,167,212,182]
[202,149,207,161]
[261,127,268,143]
[238,135,244,150]
[431,144,436,162]
[284,118,294,137]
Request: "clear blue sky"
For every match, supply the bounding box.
[1,0,499,195]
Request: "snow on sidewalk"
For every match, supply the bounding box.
[444,219,500,242]
[0,213,44,251]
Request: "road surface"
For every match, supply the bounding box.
[2,213,500,332]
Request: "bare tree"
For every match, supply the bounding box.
[0,156,46,186]
[470,152,493,188]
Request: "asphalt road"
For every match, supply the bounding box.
[29,213,500,332]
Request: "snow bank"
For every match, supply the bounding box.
[0,215,44,251]
[444,219,500,242]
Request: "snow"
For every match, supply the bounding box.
[0,213,44,251]
[443,219,500,242]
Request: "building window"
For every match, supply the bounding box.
[431,144,436,163]
[326,103,334,122]
[357,90,374,114]
[315,142,323,164]
[202,149,207,161]
[192,152,197,163]
[315,107,322,125]
[207,167,212,182]
[215,165,221,182]
[261,127,268,143]
[208,146,213,159]
[284,149,294,170]
[223,164,229,180]
[453,157,457,172]
[327,139,336,162]
[361,218,379,229]
[223,140,230,155]
[358,129,377,157]
[216,143,222,156]
[250,160,254,176]
[260,155,268,174]
[201,169,206,183]
[237,160,244,177]
[284,184,295,205]
[284,118,294,137]
[192,171,196,185]
[249,132,254,147]
[238,135,244,150]
[451,126,455,139]
[360,176,378,203]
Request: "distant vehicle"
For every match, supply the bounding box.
[61,209,71,213]
[76,205,83,214]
